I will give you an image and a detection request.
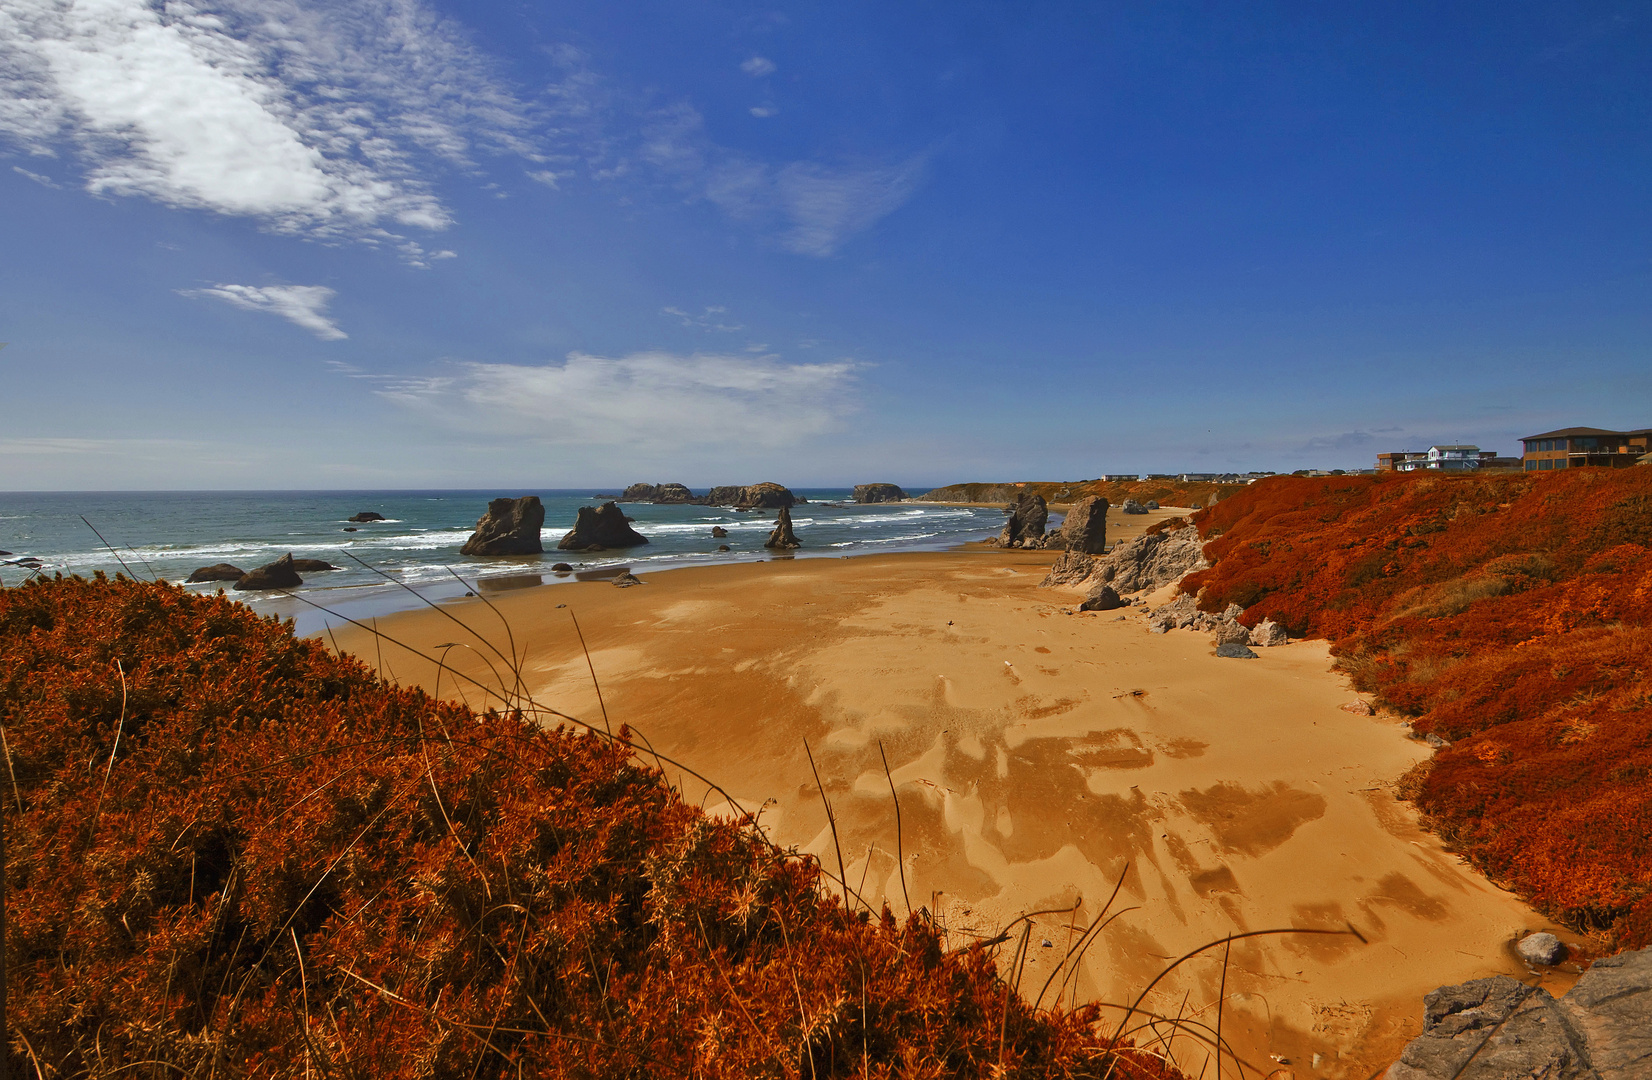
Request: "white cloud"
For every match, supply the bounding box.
[370,350,859,448]
[0,0,538,245]
[11,164,59,187]
[662,305,743,332]
[749,105,778,118]
[180,283,347,339]
[740,56,776,77]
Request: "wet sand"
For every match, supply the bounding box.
[328,541,1574,1078]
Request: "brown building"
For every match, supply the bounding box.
[1521,427,1651,471]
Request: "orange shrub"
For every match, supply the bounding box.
[1,574,1182,1078]
[1182,469,1652,948]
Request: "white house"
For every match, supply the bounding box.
[1396,445,1481,471]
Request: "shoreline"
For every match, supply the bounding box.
[329,547,1574,1077]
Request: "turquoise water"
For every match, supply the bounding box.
[0,490,1007,635]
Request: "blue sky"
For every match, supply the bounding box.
[2,1,1648,490]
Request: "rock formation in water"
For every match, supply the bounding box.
[701,483,799,508]
[289,559,341,573]
[234,553,303,591]
[461,497,546,556]
[620,483,695,504]
[853,483,906,503]
[711,526,728,538]
[558,502,649,551]
[1387,945,1652,1079]
[347,511,385,522]
[186,563,245,583]
[764,506,801,549]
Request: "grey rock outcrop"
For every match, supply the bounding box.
[853,483,907,503]
[1046,496,1109,554]
[1213,613,1251,646]
[994,493,1048,548]
[461,497,546,556]
[1045,525,1209,597]
[234,553,303,591]
[1387,946,1652,1079]
[1121,499,1149,515]
[1215,642,1258,658]
[612,572,642,588]
[557,502,648,551]
[1519,932,1567,966]
[1250,618,1288,646]
[1146,500,1159,510]
[764,506,801,549]
[186,563,245,583]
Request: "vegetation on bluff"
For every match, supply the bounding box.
[1182,468,1652,949]
[1,574,1184,1078]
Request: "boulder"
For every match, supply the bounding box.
[1340,700,1376,716]
[558,502,648,551]
[1079,586,1125,611]
[718,544,731,551]
[1049,496,1108,554]
[234,553,303,591]
[1052,525,1210,595]
[551,563,574,572]
[1213,618,1251,647]
[461,497,546,556]
[1146,500,1160,510]
[997,492,1049,548]
[711,526,728,538]
[186,563,245,583]
[1387,947,1652,1079]
[289,559,340,573]
[701,483,799,508]
[347,511,385,522]
[1121,499,1149,515]
[1518,932,1566,966]
[764,506,801,549]
[1250,618,1288,646]
[1041,550,1101,587]
[612,572,643,588]
[853,483,907,503]
[1215,642,1258,659]
[343,527,358,532]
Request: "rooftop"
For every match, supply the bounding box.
[1522,426,1652,441]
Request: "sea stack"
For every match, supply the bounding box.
[1050,496,1108,553]
[764,506,801,549]
[852,483,906,503]
[234,553,304,590]
[996,492,1048,547]
[558,501,649,551]
[461,496,546,556]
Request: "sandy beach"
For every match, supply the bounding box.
[329,531,1575,1077]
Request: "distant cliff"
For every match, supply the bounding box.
[918,479,1248,508]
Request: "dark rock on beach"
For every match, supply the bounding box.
[1215,642,1258,658]
[551,563,574,572]
[1387,946,1652,1079]
[1048,495,1108,554]
[853,483,907,503]
[558,501,648,551]
[289,559,341,573]
[461,497,545,556]
[186,563,246,583]
[764,505,801,549]
[347,511,385,522]
[1079,586,1124,611]
[995,492,1048,548]
[1120,499,1148,515]
[612,572,643,588]
[234,553,303,591]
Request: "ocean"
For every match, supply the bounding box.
[0,490,1008,636]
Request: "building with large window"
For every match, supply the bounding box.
[1521,427,1651,471]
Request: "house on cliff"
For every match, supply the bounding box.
[1522,426,1652,471]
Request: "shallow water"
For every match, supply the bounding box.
[0,489,1011,634]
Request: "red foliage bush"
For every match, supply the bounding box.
[1182,469,1652,948]
[1,574,1183,1078]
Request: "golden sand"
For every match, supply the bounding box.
[329,534,1573,1077]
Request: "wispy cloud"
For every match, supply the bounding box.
[662,305,744,332]
[749,105,779,119]
[10,164,59,187]
[180,283,347,339]
[740,56,776,77]
[366,350,859,448]
[0,0,539,247]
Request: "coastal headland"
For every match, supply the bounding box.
[331,540,1566,1076]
